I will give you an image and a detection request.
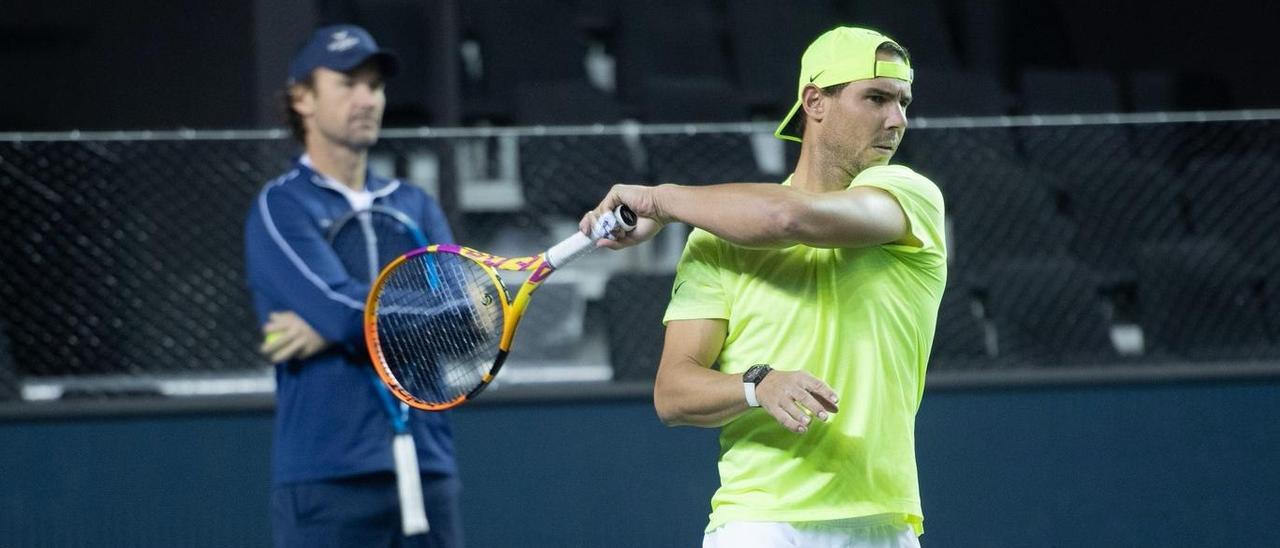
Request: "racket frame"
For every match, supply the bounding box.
[364,206,634,411]
[364,244,553,410]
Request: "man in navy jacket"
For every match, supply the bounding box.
[244,24,462,547]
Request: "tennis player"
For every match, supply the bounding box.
[243,25,463,547]
[583,27,944,547]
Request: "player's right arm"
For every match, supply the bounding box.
[655,319,839,433]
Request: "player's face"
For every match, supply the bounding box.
[303,63,387,150]
[823,53,911,173]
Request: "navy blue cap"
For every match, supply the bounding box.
[287,24,399,83]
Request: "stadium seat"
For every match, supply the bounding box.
[634,78,771,184]
[1182,155,1280,257]
[1182,153,1280,347]
[928,282,991,370]
[642,132,774,185]
[613,0,732,108]
[984,258,1118,365]
[942,158,1075,282]
[1266,267,1280,346]
[1062,160,1189,284]
[459,0,592,123]
[1015,69,1134,172]
[518,134,645,218]
[1135,239,1273,361]
[603,273,676,381]
[724,0,843,116]
[896,127,1020,188]
[0,320,18,400]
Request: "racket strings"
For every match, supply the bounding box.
[329,211,423,284]
[376,252,504,405]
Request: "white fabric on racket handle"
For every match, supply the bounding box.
[545,205,637,268]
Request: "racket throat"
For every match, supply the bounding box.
[469,350,508,400]
[498,264,547,351]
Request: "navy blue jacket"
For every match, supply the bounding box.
[245,157,457,486]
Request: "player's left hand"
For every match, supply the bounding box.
[581,184,667,249]
[260,311,329,363]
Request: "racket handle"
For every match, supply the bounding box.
[545,205,638,268]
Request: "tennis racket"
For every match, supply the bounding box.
[326,205,430,282]
[326,203,434,536]
[365,205,637,410]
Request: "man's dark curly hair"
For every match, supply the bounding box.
[281,75,314,144]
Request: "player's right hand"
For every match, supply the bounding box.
[580,184,667,249]
[755,370,840,434]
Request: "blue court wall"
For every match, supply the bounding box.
[2,379,1277,546]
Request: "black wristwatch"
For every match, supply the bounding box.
[742,364,772,408]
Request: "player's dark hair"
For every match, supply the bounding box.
[794,82,848,137]
[282,76,314,144]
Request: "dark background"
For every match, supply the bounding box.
[1,0,1276,132]
[3,2,1279,546]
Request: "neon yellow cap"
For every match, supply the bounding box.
[775,27,913,142]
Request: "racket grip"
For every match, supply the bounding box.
[545,206,637,268]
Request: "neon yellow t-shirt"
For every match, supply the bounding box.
[662,165,947,535]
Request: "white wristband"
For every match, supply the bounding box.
[744,381,761,408]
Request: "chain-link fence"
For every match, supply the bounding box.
[2,113,1278,401]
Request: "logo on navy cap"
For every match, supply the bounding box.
[327,30,360,53]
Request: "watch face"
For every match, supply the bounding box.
[743,364,771,384]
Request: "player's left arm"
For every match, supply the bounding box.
[584,183,916,250]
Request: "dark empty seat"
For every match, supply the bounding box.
[1136,239,1272,361]
[0,320,18,400]
[518,134,645,218]
[928,284,990,370]
[604,273,676,381]
[613,0,732,107]
[985,258,1118,365]
[1015,122,1136,178]
[1015,69,1134,171]
[641,131,774,185]
[1063,160,1189,284]
[896,126,1020,178]
[1182,155,1280,257]
[1266,266,1280,344]
[460,0,591,122]
[943,159,1075,281]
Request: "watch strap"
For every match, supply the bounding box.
[744,380,761,408]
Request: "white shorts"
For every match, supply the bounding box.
[703,515,920,548]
